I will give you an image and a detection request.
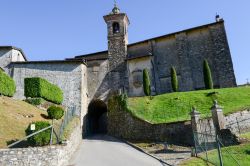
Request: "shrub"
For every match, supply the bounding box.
[24,77,63,104]
[0,70,16,97]
[143,69,151,96]
[203,60,213,89]
[47,105,64,120]
[25,121,51,146]
[171,66,178,92]
[25,98,45,106]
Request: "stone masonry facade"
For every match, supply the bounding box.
[108,96,250,145]
[0,123,82,166]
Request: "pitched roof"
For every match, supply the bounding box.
[73,21,224,61]
[0,46,28,61]
[12,59,86,65]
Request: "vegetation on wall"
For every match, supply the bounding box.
[0,70,16,97]
[47,105,64,120]
[143,69,151,96]
[171,66,178,92]
[24,77,63,104]
[203,60,213,89]
[25,121,51,146]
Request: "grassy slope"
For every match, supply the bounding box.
[181,143,250,166]
[128,87,250,124]
[0,96,48,148]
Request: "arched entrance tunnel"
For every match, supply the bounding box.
[86,100,108,135]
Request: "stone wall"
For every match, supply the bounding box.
[127,21,236,96]
[87,60,109,101]
[10,62,88,126]
[195,109,250,136]
[108,96,250,146]
[107,96,193,145]
[127,56,155,96]
[0,124,82,166]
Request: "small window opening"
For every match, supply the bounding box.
[113,22,120,34]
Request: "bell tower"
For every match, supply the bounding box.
[104,2,130,71]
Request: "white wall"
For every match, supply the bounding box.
[128,57,153,96]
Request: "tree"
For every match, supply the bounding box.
[143,69,151,96]
[47,105,64,120]
[203,59,213,89]
[171,66,178,92]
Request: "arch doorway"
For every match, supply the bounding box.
[87,100,108,135]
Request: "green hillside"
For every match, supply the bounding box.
[128,87,250,124]
[0,96,48,148]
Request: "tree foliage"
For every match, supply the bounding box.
[47,105,64,120]
[143,69,151,96]
[24,77,63,104]
[0,70,16,97]
[203,59,213,89]
[171,66,178,92]
[25,121,51,146]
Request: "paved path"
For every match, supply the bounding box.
[69,135,166,166]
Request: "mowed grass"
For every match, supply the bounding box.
[180,143,250,166]
[240,132,250,140]
[0,96,48,148]
[128,87,250,124]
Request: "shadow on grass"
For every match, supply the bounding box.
[41,113,50,119]
[6,139,31,148]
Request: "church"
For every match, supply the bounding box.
[0,4,236,132]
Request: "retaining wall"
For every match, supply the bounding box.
[0,124,82,166]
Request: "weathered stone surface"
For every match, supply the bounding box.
[127,22,236,96]
[0,125,82,166]
[108,96,250,146]
[9,62,88,126]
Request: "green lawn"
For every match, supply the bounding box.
[128,87,250,124]
[240,132,250,140]
[180,143,250,166]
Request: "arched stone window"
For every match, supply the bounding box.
[113,22,120,34]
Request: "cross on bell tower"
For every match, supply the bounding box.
[104,2,130,71]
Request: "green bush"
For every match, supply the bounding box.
[0,70,16,97]
[25,98,45,106]
[47,105,64,120]
[203,59,213,89]
[171,66,178,92]
[24,77,63,104]
[25,121,51,146]
[143,69,151,96]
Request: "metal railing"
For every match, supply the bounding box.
[193,131,241,166]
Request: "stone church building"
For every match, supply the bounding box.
[0,5,236,134]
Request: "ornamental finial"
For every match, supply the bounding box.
[111,0,120,14]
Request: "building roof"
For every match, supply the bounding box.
[0,46,28,61]
[12,59,86,65]
[73,20,224,61]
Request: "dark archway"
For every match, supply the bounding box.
[87,100,108,135]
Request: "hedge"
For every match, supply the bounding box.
[47,105,64,120]
[203,59,213,89]
[24,77,63,104]
[25,121,51,146]
[143,69,151,96]
[0,70,16,97]
[171,66,178,92]
[25,98,46,106]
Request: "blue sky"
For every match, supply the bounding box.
[0,0,249,85]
